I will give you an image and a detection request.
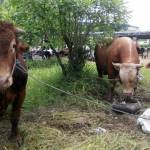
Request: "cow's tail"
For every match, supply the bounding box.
[94,44,102,77]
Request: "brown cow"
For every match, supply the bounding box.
[0,21,28,143]
[94,37,142,102]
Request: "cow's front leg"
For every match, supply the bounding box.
[107,63,117,102]
[0,99,9,118]
[0,91,16,118]
[108,78,116,102]
[0,103,8,117]
[9,89,25,146]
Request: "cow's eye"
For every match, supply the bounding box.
[13,44,16,49]
[11,44,16,53]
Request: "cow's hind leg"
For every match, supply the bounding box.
[95,58,103,77]
[94,50,103,77]
[96,64,103,77]
[9,89,26,146]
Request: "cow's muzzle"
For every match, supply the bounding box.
[123,92,138,103]
[123,92,133,97]
[0,59,16,90]
[0,75,13,89]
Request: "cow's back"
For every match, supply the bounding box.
[95,37,139,78]
[107,37,139,64]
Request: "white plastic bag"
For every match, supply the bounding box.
[137,108,150,134]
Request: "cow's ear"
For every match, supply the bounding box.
[17,41,29,53]
[112,62,121,70]
[15,27,25,34]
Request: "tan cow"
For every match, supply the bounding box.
[94,37,142,102]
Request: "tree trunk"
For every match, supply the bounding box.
[49,44,67,76]
[63,34,86,72]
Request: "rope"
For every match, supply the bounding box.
[15,65,111,110]
[86,76,119,81]
[9,55,16,77]
[15,64,149,120]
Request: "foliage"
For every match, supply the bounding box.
[56,0,129,71]
[0,0,129,72]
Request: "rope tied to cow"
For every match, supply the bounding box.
[14,63,150,121]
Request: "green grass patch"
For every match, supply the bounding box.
[25,59,150,110]
[24,59,109,110]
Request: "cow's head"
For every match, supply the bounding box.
[112,63,142,97]
[0,22,24,90]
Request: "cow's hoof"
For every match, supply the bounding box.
[9,134,24,147]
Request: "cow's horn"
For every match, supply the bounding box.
[112,62,121,67]
[112,62,121,70]
[135,64,143,68]
[15,27,25,34]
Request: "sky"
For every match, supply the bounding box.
[125,0,150,31]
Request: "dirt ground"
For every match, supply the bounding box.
[0,58,150,149]
[0,107,145,150]
[0,96,150,150]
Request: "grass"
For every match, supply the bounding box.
[0,58,150,150]
[24,59,108,110]
[140,68,150,86]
